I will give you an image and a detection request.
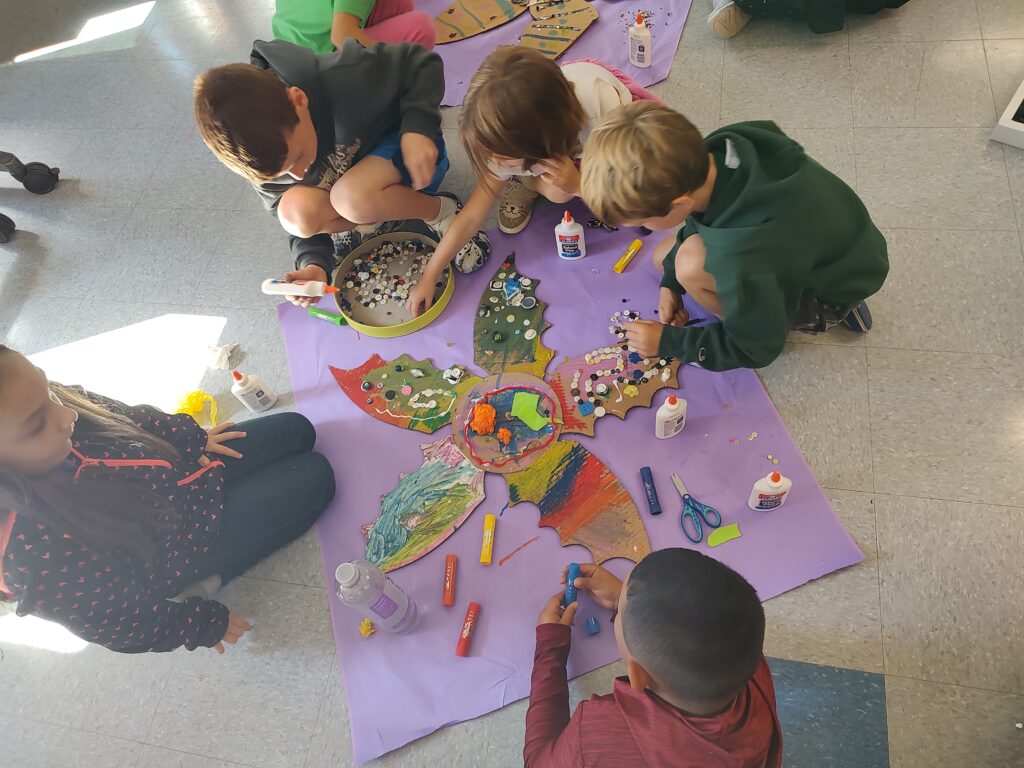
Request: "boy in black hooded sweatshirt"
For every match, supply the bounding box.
[194,39,489,307]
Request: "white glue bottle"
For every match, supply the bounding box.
[655,394,687,439]
[335,560,419,634]
[748,471,793,511]
[261,277,339,298]
[555,210,586,260]
[230,370,278,413]
[629,12,652,69]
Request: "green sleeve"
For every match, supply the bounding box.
[334,0,376,27]
[657,272,790,371]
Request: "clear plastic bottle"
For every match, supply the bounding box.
[334,560,419,634]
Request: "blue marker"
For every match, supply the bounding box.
[564,562,581,606]
[640,466,662,515]
[585,617,600,636]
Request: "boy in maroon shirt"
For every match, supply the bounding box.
[525,548,783,767]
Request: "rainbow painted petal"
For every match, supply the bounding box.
[505,439,650,564]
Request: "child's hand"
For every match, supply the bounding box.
[204,422,247,461]
[405,273,436,317]
[282,265,329,308]
[214,612,252,654]
[658,287,689,327]
[400,132,439,191]
[563,563,623,611]
[537,592,579,627]
[623,320,666,359]
[537,157,580,197]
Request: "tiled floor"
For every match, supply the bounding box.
[2,1,1024,766]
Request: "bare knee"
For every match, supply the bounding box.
[651,234,677,269]
[330,174,379,224]
[278,188,330,238]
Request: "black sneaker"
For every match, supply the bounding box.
[842,301,873,333]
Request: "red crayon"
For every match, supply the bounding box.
[456,601,481,657]
[442,555,458,607]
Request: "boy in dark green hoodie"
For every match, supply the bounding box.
[580,102,888,371]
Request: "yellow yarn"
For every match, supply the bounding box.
[176,390,218,427]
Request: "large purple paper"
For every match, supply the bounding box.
[419,0,693,106]
[278,202,863,763]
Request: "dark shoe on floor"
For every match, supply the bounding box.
[842,300,873,332]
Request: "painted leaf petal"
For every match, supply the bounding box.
[474,252,553,379]
[363,434,486,572]
[329,354,478,434]
[505,439,650,564]
[434,0,530,44]
[522,0,599,60]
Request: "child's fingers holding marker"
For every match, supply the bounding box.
[560,601,579,626]
[537,593,568,626]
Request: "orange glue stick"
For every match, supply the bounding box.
[480,514,496,565]
[442,554,457,607]
[456,602,481,656]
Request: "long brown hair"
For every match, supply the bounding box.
[0,346,180,565]
[460,46,586,183]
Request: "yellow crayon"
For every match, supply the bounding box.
[613,239,643,274]
[480,514,497,565]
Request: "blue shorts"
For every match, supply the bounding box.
[367,132,449,195]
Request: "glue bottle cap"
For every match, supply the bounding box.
[563,210,572,223]
[635,11,644,25]
[667,395,678,405]
[770,471,782,483]
[232,370,245,383]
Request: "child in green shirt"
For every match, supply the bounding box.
[580,102,889,371]
[273,0,434,53]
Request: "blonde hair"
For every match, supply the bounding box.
[460,47,586,182]
[580,102,708,225]
[194,64,299,184]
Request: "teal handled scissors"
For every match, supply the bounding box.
[671,472,722,544]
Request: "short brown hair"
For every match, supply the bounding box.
[460,47,586,182]
[193,64,299,183]
[580,102,708,225]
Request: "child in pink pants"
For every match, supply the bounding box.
[272,0,435,54]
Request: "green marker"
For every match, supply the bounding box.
[308,306,347,326]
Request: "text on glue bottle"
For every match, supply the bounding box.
[629,12,652,69]
[655,394,687,439]
[335,560,419,634]
[748,471,793,511]
[230,370,278,413]
[555,210,586,260]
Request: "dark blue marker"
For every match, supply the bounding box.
[564,562,581,606]
[640,466,662,515]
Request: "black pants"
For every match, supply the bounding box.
[195,412,335,584]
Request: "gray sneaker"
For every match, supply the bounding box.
[498,178,539,234]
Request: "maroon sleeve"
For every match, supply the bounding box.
[752,655,784,768]
[523,624,584,768]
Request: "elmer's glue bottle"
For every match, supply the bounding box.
[629,12,652,69]
[748,471,793,511]
[655,394,687,439]
[230,370,278,413]
[555,210,586,260]
[335,560,419,634]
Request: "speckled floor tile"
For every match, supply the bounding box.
[759,344,873,492]
[977,0,1024,39]
[867,348,1024,507]
[847,0,982,42]
[721,40,852,128]
[651,41,723,135]
[2,714,142,768]
[865,228,1024,355]
[137,745,247,768]
[304,662,352,768]
[763,490,882,672]
[771,658,889,768]
[724,18,846,49]
[1004,143,1024,232]
[876,494,1024,694]
[246,528,326,590]
[853,128,1016,230]
[852,41,995,127]
[775,126,859,191]
[885,676,1024,768]
[984,39,1024,116]
[148,578,334,768]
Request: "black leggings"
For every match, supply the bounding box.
[194,412,335,584]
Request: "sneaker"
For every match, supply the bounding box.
[708,0,750,39]
[842,300,873,333]
[424,191,463,241]
[331,228,362,257]
[498,178,539,234]
[453,229,492,274]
